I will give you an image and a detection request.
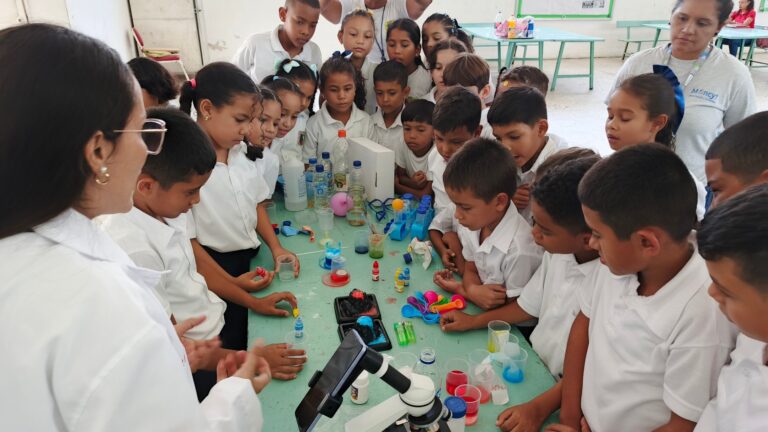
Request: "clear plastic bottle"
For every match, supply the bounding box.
[333,130,348,191]
[321,151,333,193]
[283,157,307,211]
[414,347,441,397]
[306,157,317,208]
[314,164,330,209]
[346,160,366,226]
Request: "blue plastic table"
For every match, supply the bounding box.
[461,23,604,91]
[645,23,768,67]
[247,200,559,431]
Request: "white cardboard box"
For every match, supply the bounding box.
[347,137,395,202]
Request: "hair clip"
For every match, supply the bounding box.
[332,50,354,60]
[189,78,196,89]
[273,75,282,81]
[309,63,318,78]
[280,59,301,74]
[450,18,460,36]
[652,64,685,134]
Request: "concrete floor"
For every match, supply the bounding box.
[513,55,768,155]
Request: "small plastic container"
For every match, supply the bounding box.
[277,255,296,281]
[487,320,512,353]
[501,343,529,384]
[468,349,493,404]
[285,330,308,359]
[454,384,480,427]
[368,233,386,259]
[444,358,470,396]
[444,396,467,432]
[350,371,370,404]
[354,230,370,254]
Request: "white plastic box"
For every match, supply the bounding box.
[347,137,395,202]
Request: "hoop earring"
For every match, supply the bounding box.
[95,166,110,185]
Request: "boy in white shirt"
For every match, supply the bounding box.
[488,86,568,224]
[395,99,434,198]
[557,144,734,432]
[370,60,409,151]
[432,138,543,312]
[231,0,323,83]
[101,108,306,400]
[442,53,493,137]
[694,184,768,432]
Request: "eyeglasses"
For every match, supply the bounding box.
[113,118,167,155]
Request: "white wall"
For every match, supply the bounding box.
[66,0,133,60]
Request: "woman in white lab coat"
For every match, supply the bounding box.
[0,24,269,431]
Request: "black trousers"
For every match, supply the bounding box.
[192,246,260,401]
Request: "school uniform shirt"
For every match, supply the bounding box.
[256,146,280,198]
[0,208,262,431]
[370,109,404,151]
[692,172,707,221]
[427,146,450,211]
[362,59,379,115]
[517,134,569,224]
[458,204,544,298]
[304,101,372,163]
[272,110,309,173]
[231,25,323,83]
[190,143,270,253]
[408,66,433,99]
[101,209,226,341]
[421,86,437,103]
[694,333,768,432]
[428,203,457,234]
[480,107,493,139]
[339,0,410,63]
[396,141,431,177]
[578,251,735,431]
[611,46,757,182]
[517,253,600,377]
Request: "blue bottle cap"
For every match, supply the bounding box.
[353,160,361,167]
[444,397,467,418]
[403,268,410,276]
[322,152,330,159]
[309,157,317,164]
[402,193,414,200]
[315,165,324,173]
[417,207,427,214]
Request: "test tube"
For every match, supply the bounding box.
[394,322,407,346]
[404,320,416,344]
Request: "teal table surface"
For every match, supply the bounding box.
[461,23,604,43]
[248,199,558,431]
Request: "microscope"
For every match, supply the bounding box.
[295,330,451,432]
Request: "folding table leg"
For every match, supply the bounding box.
[551,41,566,92]
[589,41,595,90]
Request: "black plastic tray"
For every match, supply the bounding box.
[333,293,382,324]
[338,319,392,351]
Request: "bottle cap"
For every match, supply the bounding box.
[353,160,361,167]
[338,129,347,138]
[444,396,467,418]
[402,193,414,200]
[309,157,317,164]
[315,165,324,173]
[322,151,330,159]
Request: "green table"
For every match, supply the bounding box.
[461,23,604,91]
[247,199,559,431]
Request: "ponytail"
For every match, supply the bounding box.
[178,62,259,116]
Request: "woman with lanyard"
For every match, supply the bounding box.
[319,0,433,63]
[609,0,756,184]
[0,24,270,430]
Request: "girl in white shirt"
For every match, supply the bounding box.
[180,62,300,351]
[338,9,379,114]
[261,76,305,175]
[247,87,281,198]
[0,23,269,431]
[387,18,433,99]
[424,38,468,104]
[421,13,475,65]
[273,59,319,166]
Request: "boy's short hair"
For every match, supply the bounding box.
[286,0,320,8]
[706,111,768,183]
[143,107,216,189]
[535,147,598,182]
[433,86,481,134]
[532,155,601,235]
[442,53,490,90]
[579,143,697,242]
[497,66,549,96]
[487,86,547,127]
[373,60,408,89]
[444,138,517,202]
[127,57,178,105]
[401,99,435,125]
[698,183,768,292]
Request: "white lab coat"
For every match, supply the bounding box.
[0,208,263,431]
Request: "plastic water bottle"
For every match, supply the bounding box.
[321,151,333,193]
[294,316,304,339]
[334,130,349,191]
[283,157,307,211]
[526,20,534,38]
[494,10,506,37]
[306,157,317,208]
[414,347,441,397]
[347,160,366,226]
[314,164,329,209]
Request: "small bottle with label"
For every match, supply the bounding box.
[350,371,370,404]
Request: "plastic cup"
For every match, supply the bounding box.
[264,202,277,223]
[455,384,480,426]
[285,330,308,359]
[444,358,470,396]
[316,208,334,245]
[368,233,386,259]
[501,343,528,384]
[277,255,296,281]
[390,352,418,377]
[468,349,493,404]
[354,230,370,254]
[487,320,512,353]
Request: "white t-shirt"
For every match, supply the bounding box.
[362,59,379,114]
[304,102,372,163]
[459,204,544,298]
[231,25,323,84]
[579,251,735,431]
[0,208,262,431]
[340,0,410,64]
[396,141,431,177]
[695,333,768,432]
[427,146,449,211]
[370,109,404,151]
[517,134,569,224]
[190,143,270,253]
[610,45,757,182]
[101,209,226,340]
[517,252,600,377]
[272,110,309,173]
[480,107,493,139]
[256,146,280,198]
[408,66,433,99]
[421,86,437,103]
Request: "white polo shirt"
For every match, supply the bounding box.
[421,87,437,103]
[101,208,226,341]
[362,59,379,114]
[458,204,544,297]
[695,333,768,432]
[256,146,280,198]
[427,146,449,212]
[579,251,735,431]
[0,208,261,431]
[304,102,372,163]
[517,252,600,377]
[517,134,568,224]
[428,203,457,234]
[340,0,410,64]
[408,66,433,99]
[480,107,493,139]
[370,109,404,151]
[396,141,430,177]
[272,110,309,173]
[231,25,323,84]
[190,143,270,253]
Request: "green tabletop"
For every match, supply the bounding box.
[247,199,558,431]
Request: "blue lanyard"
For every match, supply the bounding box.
[366,3,387,61]
[664,43,714,88]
